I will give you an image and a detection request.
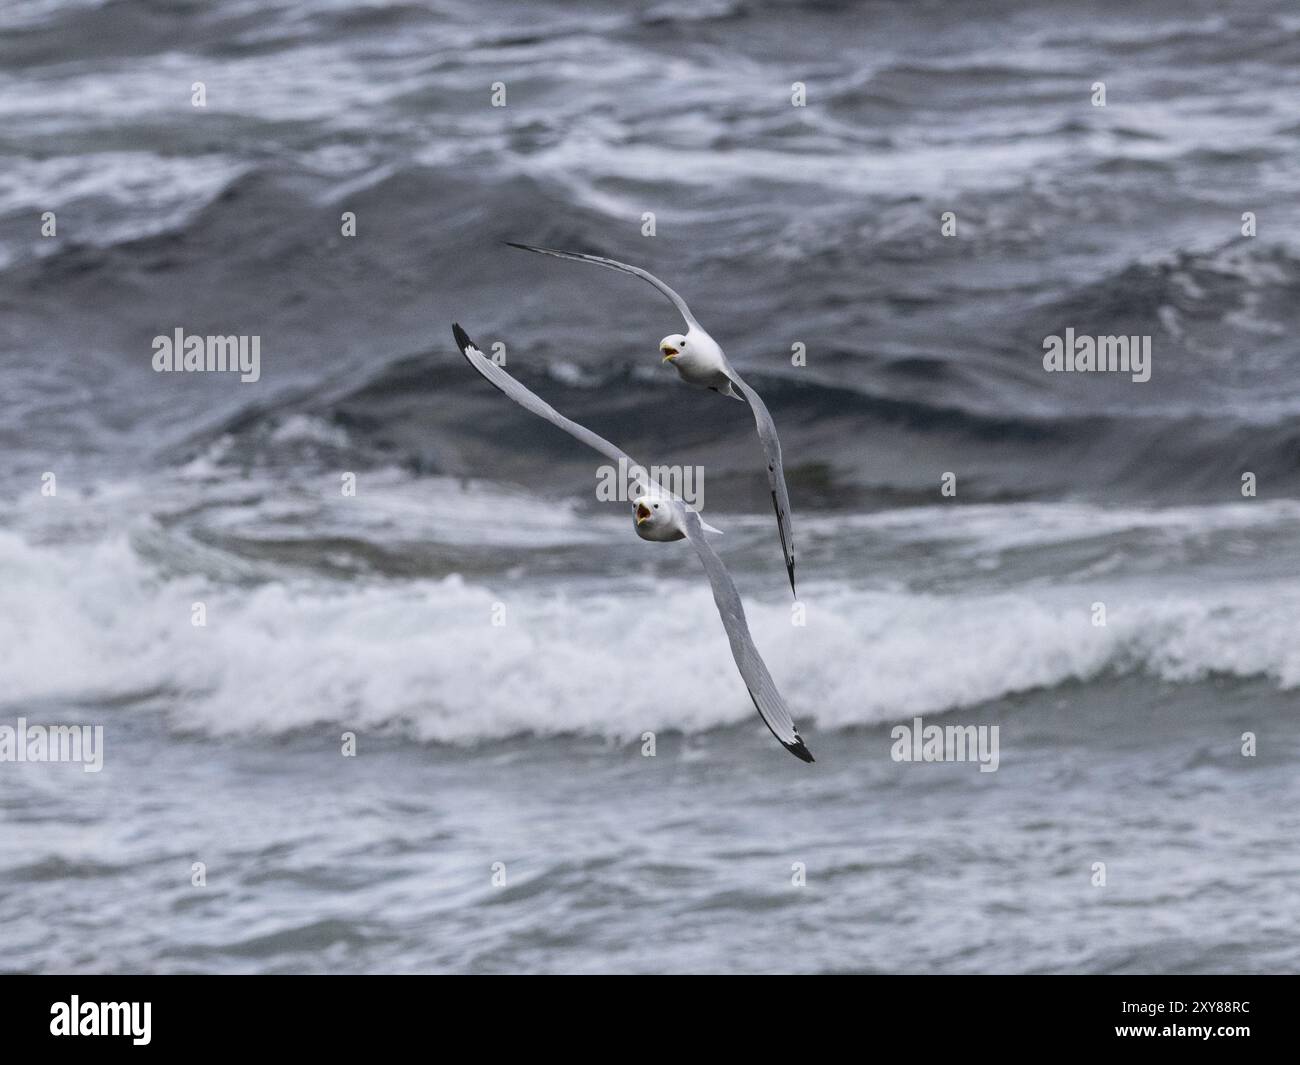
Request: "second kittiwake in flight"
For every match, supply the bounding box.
[451,322,814,763]
[505,241,799,598]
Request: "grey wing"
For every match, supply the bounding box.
[452,323,670,501]
[681,507,813,763]
[720,368,797,598]
[505,242,701,332]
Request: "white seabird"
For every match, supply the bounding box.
[505,242,799,598]
[452,322,814,764]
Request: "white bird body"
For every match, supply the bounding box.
[632,492,723,541]
[659,329,742,400]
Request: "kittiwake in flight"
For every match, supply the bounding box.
[451,322,814,763]
[504,241,799,598]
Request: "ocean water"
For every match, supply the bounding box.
[2,0,1299,973]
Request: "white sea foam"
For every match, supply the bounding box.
[2,526,1297,745]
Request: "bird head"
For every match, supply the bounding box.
[633,495,673,536]
[659,333,688,363]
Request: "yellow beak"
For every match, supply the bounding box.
[660,344,678,362]
[635,503,652,524]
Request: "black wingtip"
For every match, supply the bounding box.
[451,322,473,353]
[770,490,796,598]
[785,737,815,763]
[503,240,538,252]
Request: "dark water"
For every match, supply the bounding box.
[1,0,1298,973]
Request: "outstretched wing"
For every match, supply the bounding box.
[453,322,668,500]
[504,242,701,331]
[722,368,797,598]
[680,507,813,763]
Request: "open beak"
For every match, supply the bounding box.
[635,502,652,524]
[660,344,678,362]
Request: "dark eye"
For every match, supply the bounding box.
[680,340,686,346]
[653,504,659,510]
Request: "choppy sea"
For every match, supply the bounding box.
[2,0,1298,972]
